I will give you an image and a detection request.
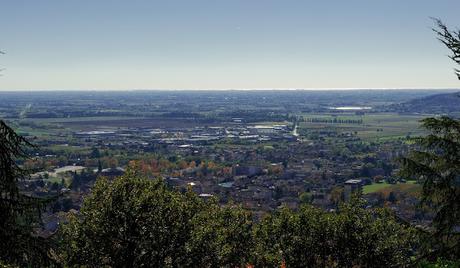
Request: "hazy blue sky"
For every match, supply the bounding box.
[1,0,459,90]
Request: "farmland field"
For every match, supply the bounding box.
[11,116,224,133]
[59,118,214,129]
[363,182,394,194]
[363,180,419,194]
[299,113,427,141]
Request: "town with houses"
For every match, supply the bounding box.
[1,90,450,237]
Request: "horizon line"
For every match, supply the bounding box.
[0,87,459,92]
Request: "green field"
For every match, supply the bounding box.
[363,180,418,194]
[363,182,393,194]
[299,113,428,142]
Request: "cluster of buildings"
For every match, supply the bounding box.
[73,123,296,148]
[24,119,421,226]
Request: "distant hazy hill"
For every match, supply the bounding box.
[392,91,460,114]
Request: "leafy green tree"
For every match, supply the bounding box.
[90,147,101,158]
[252,198,417,267]
[59,172,253,267]
[419,258,460,268]
[187,203,253,267]
[299,191,313,205]
[60,174,198,267]
[0,120,52,266]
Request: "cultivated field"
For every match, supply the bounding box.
[299,113,428,142]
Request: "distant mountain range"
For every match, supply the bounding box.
[390,91,460,114]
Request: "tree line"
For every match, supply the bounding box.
[56,174,416,267]
[303,117,363,124]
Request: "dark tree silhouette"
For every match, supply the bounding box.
[0,120,52,266]
[400,117,460,260]
[399,19,460,261]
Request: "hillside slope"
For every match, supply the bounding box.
[392,91,460,114]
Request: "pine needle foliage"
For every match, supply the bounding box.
[0,120,53,266]
[432,18,460,80]
[399,116,460,260]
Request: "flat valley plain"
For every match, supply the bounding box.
[1,89,458,222]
